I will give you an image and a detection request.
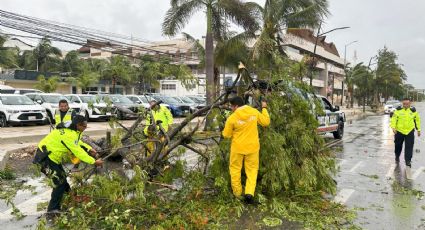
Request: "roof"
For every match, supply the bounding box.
[287,29,340,57]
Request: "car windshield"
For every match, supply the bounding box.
[0,95,35,105]
[107,95,133,104]
[80,95,98,103]
[41,95,68,103]
[162,96,180,104]
[386,101,400,105]
[180,96,195,103]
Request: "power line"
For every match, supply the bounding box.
[0,9,201,63]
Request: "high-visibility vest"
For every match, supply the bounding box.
[55,109,74,127]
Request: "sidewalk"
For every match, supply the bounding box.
[341,106,382,122]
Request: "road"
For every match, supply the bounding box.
[2,104,425,229]
[332,102,425,229]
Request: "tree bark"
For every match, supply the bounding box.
[204,5,215,130]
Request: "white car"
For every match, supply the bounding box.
[384,100,401,115]
[65,94,112,121]
[0,94,47,127]
[25,93,82,123]
[125,95,153,109]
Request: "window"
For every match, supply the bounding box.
[321,98,332,111]
[162,84,176,90]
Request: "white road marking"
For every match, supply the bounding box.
[349,161,363,173]
[412,166,425,180]
[0,189,51,220]
[385,164,396,178]
[334,189,355,204]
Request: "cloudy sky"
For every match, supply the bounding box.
[1,0,424,88]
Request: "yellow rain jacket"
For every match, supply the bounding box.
[222,105,270,154]
[391,107,421,135]
[38,128,95,165]
[144,105,173,135]
[222,105,270,197]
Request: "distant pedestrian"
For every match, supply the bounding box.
[390,98,421,179]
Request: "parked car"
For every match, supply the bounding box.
[0,94,48,127]
[98,94,139,119]
[173,96,199,113]
[25,93,82,122]
[384,100,401,116]
[65,94,112,121]
[187,95,206,107]
[151,95,190,117]
[85,91,108,95]
[125,95,153,109]
[0,88,44,95]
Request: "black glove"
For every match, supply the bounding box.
[156,120,163,125]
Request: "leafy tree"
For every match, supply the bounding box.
[183,32,251,94]
[18,50,37,70]
[248,0,328,75]
[162,0,258,104]
[103,56,133,94]
[35,75,60,93]
[66,62,100,93]
[350,63,373,109]
[0,35,19,69]
[374,47,405,102]
[33,37,62,72]
[62,50,84,74]
[135,55,195,94]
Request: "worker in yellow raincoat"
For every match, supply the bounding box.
[144,99,173,156]
[222,96,270,204]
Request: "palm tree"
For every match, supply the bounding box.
[33,37,62,72]
[248,0,328,76]
[104,56,132,94]
[67,62,100,93]
[183,32,250,94]
[162,0,258,104]
[0,35,19,69]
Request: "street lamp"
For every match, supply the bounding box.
[309,23,350,88]
[341,40,358,107]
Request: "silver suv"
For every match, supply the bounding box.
[0,94,47,127]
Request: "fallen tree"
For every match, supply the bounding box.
[36,65,358,229]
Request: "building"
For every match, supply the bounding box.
[282,29,346,105]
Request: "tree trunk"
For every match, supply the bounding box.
[112,76,116,94]
[214,66,220,99]
[204,5,215,129]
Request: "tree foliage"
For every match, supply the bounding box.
[34,75,60,93]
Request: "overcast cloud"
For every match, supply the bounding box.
[1,0,424,88]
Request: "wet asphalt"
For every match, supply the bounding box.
[333,102,425,230]
[3,104,425,229]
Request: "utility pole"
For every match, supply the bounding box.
[342,40,358,107]
[309,25,350,87]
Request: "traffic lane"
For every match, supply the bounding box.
[333,103,425,230]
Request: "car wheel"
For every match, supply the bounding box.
[333,120,344,139]
[0,113,8,127]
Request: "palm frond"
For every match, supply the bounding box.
[218,0,259,34]
[162,0,204,36]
